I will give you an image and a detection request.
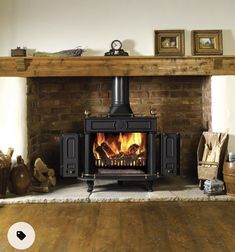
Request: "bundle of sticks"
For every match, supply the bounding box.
[32,158,56,193]
[0,148,14,198]
[0,148,14,169]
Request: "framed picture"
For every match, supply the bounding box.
[191,30,223,55]
[154,30,185,56]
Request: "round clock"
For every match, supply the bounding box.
[111,40,122,50]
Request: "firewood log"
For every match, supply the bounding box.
[48,176,56,187]
[34,158,49,173]
[7,148,14,158]
[126,154,138,160]
[34,169,48,182]
[127,144,139,155]
[101,142,115,157]
[31,185,49,193]
[137,151,146,159]
[113,152,125,159]
[95,146,109,161]
[47,168,55,177]
[0,148,14,169]
[33,158,56,192]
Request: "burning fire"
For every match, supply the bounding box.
[93,132,147,166]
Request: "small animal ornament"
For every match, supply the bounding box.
[33,158,56,193]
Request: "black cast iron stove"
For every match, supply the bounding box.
[81,76,159,192]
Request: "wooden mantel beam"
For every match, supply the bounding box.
[0,56,235,77]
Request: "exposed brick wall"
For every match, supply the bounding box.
[202,76,212,131]
[27,76,211,177]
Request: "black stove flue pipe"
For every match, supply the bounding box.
[108,76,133,116]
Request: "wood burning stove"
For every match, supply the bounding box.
[81,76,159,192]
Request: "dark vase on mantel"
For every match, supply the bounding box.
[9,156,31,195]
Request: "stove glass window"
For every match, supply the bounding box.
[93,132,147,167]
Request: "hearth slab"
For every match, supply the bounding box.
[1,178,235,204]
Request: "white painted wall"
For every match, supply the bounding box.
[0,78,27,159]
[212,76,235,153]
[1,0,235,56]
[0,0,235,159]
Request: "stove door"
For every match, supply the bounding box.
[60,133,79,177]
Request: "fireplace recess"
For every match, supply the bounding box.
[80,76,159,192]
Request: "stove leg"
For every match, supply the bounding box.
[87,180,94,193]
[146,180,154,192]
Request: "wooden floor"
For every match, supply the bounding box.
[1,202,235,252]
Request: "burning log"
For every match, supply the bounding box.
[126,154,138,160]
[127,144,139,155]
[113,152,125,159]
[101,142,115,157]
[95,146,109,161]
[137,151,146,159]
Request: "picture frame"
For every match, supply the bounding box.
[191,30,223,55]
[154,30,185,56]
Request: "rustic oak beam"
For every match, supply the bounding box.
[0,56,235,77]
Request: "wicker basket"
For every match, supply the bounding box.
[198,164,218,180]
[0,167,10,198]
[197,132,229,180]
[0,148,14,198]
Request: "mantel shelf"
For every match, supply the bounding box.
[0,56,235,77]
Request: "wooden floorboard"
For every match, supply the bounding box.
[1,202,235,252]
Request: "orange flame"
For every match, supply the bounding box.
[93,132,146,159]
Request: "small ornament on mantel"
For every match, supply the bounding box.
[33,47,84,57]
[104,40,129,56]
[32,158,56,193]
[11,47,26,57]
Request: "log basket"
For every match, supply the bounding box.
[0,148,14,198]
[197,132,229,190]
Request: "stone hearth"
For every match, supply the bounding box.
[1,178,234,204]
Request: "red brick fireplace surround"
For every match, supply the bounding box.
[27,76,211,177]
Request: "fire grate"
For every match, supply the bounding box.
[98,168,145,174]
[95,158,146,167]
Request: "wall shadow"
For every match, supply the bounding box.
[122,39,142,56]
[228,134,235,153]
[83,49,104,56]
[222,29,235,55]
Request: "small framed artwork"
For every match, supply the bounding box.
[154,30,185,56]
[191,30,223,55]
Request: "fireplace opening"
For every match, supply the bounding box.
[29,75,210,192]
[93,132,147,167]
